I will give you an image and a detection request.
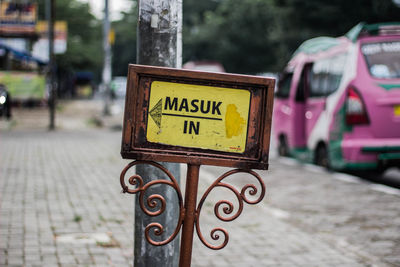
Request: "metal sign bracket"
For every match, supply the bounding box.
[120,160,266,267]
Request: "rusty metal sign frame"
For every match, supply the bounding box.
[120,64,275,267]
[121,64,275,170]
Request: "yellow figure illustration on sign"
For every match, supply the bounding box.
[225,104,246,138]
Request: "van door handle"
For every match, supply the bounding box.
[305,111,312,119]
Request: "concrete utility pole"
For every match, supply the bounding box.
[102,0,112,116]
[135,0,182,266]
[47,0,56,130]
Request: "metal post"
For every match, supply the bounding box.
[179,164,200,267]
[137,0,182,68]
[102,0,111,116]
[48,0,56,130]
[136,0,182,266]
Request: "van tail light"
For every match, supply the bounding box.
[345,86,369,125]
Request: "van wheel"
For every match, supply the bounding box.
[278,136,289,157]
[315,144,330,169]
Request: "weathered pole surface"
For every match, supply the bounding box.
[137,0,182,67]
[102,0,112,116]
[48,0,56,130]
[136,0,182,266]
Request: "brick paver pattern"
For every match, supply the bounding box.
[1,102,399,266]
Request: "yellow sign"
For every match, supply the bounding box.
[36,21,68,41]
[109,28,115,45]
[147,81,251,153]
[0,2,37,35]
[395,105,400,116]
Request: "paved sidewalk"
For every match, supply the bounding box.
[0,100,399,266]
[191,166,375,267]
[1,130,133,267]
[0,129,371,267]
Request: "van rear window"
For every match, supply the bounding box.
[362,41,400,79]
[309,53,347,97]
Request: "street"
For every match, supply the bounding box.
[1,100,400,266]
[351,168,400,190]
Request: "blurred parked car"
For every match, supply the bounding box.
[73,72,94,98]
[273,22,400,172]
[183,61,225,73]
[0,83,11,119]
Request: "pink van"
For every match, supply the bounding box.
[273,22,400,171]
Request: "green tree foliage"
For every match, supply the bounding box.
[273,0,400,71]
[184,0,400,74]
[37,0,102,75]
[275,0,400,39]
[36,0,400,79]
[111,2,138,77]
[184,0,282,73]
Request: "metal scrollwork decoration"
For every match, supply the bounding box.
[120,162,266,250]
[120,160,184,246]
[195,169,265,250]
